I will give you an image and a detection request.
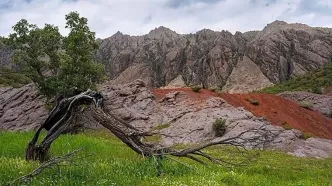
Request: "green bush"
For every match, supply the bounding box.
[311,86,322,94]
[245,98,259,105]
[191,86,202,93]
[299,101,312,110]
[282,122,293,130]
[301,132,313,140]
[208,87,217,92]
[0,67,31,88]
[212,118,227,137]
[152,123,171,131]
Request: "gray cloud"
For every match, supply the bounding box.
[296,0,332,15]
[166,0,224,8]
[0,0,332,39]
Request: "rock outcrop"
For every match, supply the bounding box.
[0,84,48,131]
[222,56,274,93]
[95,21,332,93]
[278,91,332,117]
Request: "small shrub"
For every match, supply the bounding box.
[142,134,162,143]
[209,87,223,94]
[152,123,171,131]
[191,86,202,92]
[245,98,259,105]
[326,109,332,118]
[282,122,293,130]
[0,67,31,88]
[301,132,313,139]
[209,87,217,92]
[44,102,55,111]
[299,101,312,110]
[212,118,227,137]
[311,86,322,94]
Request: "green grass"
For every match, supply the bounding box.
[1,131,332,185]
[0,67,31,88]
[260,63,332,94]
[151,123,171,131]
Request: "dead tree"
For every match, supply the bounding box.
[26,89,269,167]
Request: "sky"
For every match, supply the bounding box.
[0,0,332,39]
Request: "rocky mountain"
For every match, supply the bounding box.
[1,21,332,93]
[95,21,332,92]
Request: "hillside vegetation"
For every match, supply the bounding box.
[1,131,332,185]
[0,67,31,88]
[260,63,332,94]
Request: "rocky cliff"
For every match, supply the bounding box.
[95,21,332,92]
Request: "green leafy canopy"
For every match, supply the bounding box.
[7,11,105,99]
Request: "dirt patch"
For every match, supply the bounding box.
[152,88,332,140]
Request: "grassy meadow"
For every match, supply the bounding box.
[260,63,332,94]
[0,131,332,186]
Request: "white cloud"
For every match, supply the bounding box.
[0,0,332,39]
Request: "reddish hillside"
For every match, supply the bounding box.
[153,88,332,140]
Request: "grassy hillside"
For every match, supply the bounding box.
[260,63,332,94]
[0,67,31,88]
[1,131,332,185]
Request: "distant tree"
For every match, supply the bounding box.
[7,12,104,100]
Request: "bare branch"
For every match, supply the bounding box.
[9,149,82,186]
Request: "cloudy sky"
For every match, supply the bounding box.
[0,0,332,38]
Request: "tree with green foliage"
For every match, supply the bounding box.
[7,12,104,100]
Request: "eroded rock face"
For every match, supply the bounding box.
[0,84,48,131]
[222,56,274,93]
[1,81,332,158]
[161,75,186,89]
[95,21,332,93]
[278,91,332,117]
[248,21,332,83]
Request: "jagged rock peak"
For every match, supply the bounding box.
[267,20,288,27]
[196,28,217,34]
[148,26,177,35]
[260,20,316,36]
[113,31,124,36]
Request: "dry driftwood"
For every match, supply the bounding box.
[25,89,268,166]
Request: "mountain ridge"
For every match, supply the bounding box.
[95,20,332,92]
[1,20,332,93]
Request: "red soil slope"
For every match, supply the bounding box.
[153,88,332,139]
